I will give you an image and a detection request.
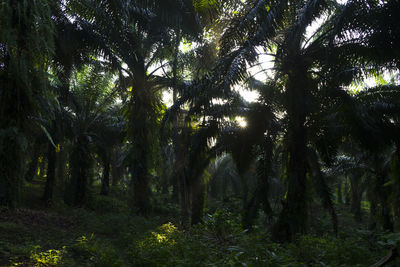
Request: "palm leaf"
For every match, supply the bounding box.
[308,148,338,235]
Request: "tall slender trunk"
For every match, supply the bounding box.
[171,28,182,204]
[172,29,180,104]
[56,143,67,195]
[171,174,180,202]
[372,154,394,231]
[129,59,151,214]
[0,61,26,208]
[180,171,190,227]
[350,183,362,222]
[243,193,260,230]
[160,161,169,195]
[38,155,47,179]
[170,29,191,223]
[244,138,273,229]
[349,172,366,222]
[274,66,308,242]
[376,172,393,231]
[284,121,308,233]
[65,135,90,206]
[43,144,56,203]
[130,126,150,214]
[394,143,400,229]
[76,137,90,206]
[240,173,249,212]
[25,140,41,182]
[337,179,343,205]
[344,176,351,206]
[368,187,377,230]
[111,147,123,186]
[0,130,25,209]
[100,156,110,196]
[175,132,190,226]
[191,174,205,225]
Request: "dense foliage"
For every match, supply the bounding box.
[1,0,400,266]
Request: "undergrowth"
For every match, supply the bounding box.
[0,185,398,266]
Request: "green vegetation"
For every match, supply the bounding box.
[1,0,400,266]
[0,183,397,266]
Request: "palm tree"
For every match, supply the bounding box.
[40,96,68,203]
[161,21,251,224]
[63,62,119,206]
[0,0,98,207]
[92,105,125,196]
[352,84,400,230]
[208,0,335,240]
[208,154,241,201]
[0,0,55,208]
[208,0,400,240]
[67,0,202,214]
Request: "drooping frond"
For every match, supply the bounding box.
[307,148,338,235]
[329,0,400,70]
[286,0,335,44]
[213,0,287,93]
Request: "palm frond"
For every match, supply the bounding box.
[308,148,338,235]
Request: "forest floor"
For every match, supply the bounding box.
[0,180,399,266]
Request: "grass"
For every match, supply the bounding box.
[0,180,398,266]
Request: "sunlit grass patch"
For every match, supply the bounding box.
[29,246,66,266]
[129,222,190,266]
[139,222,179,248]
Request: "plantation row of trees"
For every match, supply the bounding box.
[1,0,400,242]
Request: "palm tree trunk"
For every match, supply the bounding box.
[368,189,377,230]
[376,172,393,231]
[160,161,169,194]
[349,172,365,222]
[100,156,110,196]
[38,155,47,179]
[0,68,26,209]
[351,186,362,222]
[243,192,260,230]
[274,69,308,241]
[337,179,343,205]
[111,147,123,186]
[191,174,205,225]
[284,125,308,234]
[128,62,151,214]
[66,135,90,206]
[240,173,249,211]
[0,130,25,209]
[76,137,90,206]
[180,172,190,227]
[43,144,56,203]
[56,144,67,194]
[171,28,181,204]
[171,173,180,202]
[25,140,41,182]
[130,138,150,214]
[344,176,351,206]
